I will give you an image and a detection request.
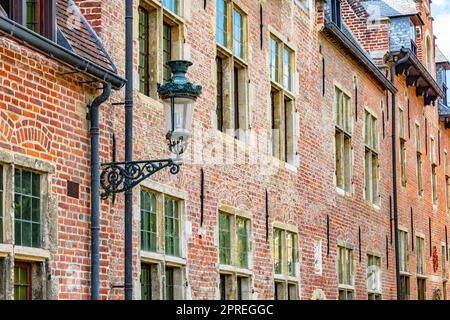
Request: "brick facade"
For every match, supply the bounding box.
[0,0,449,300]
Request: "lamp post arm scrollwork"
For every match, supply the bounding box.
[100,159,180,199]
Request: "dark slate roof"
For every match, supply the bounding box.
[56,0,115,72]
[436,46,450,65]
[439,102,450,117]
[361,0,417,18]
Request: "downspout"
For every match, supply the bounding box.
[124,0,134,300]
[390,52,410,300]
[90,83,112,300]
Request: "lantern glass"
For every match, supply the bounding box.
[164,96,195,136]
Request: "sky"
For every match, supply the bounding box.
[432,0,450,101]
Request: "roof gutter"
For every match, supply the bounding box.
[0,16,126,89]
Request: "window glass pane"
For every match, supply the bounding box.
[14,264,30,300]
[216,57,224,132]
[26,0,37,31]
[233,9,243,58]
[365,111,370,145]
[219,213,231,265]
[163,0,178,14]
[415,125,421,150]
[141,264,151,300]
[286,232,296,276]
[237,217,248,268]
[343,95,350,132]
[335,88,342,127]
[371,116,377,149]
[399,109,404,138]
[165,198,180,256]
[270,38,279,82]
[273,228,282,274]
[216,0,228,47]
[163,23,172,82]
[138,7,149,95]
[140,190,157,252]
[14,169,41,248]
[165,266,175,300]
[283,48,292,90]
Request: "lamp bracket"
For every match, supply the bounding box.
[100,159,180,199]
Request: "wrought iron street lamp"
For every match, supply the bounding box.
[100,60,202,198]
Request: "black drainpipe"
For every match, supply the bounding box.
[390,52,410,300]
[90,83,112,300]
[124,0,134,300]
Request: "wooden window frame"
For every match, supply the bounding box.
[14,262,32,300]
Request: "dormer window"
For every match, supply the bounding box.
[410,22,417,55]
[0,0,55,40]
[331,0,342,28]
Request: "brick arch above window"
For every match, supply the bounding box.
[0,109,14,141]
[14,120,52,153]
